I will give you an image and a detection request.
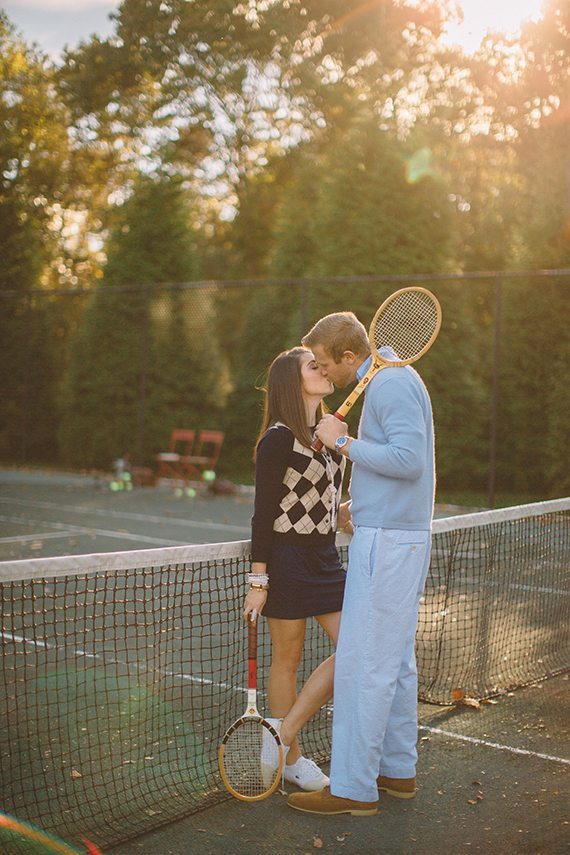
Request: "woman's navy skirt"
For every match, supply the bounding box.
[263,542,346,619]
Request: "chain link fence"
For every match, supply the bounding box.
[1,270,569,504]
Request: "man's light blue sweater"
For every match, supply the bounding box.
[347,355,435,531]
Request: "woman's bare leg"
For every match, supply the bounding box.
[279,610,341,751]
[266,617,306,763]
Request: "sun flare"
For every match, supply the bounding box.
[442,0,545,53]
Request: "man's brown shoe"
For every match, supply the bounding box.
[288,786,379,816]
[377,775,416,799]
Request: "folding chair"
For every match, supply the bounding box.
[156,429,196,482]
[181,430,225,480]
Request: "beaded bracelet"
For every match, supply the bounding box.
[248,573,269,586]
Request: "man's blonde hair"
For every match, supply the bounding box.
[302,311,369,362]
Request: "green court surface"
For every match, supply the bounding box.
[0,468,471,562]
[0,469,255,561]
[110,674,569,855]
[1,470,568,854]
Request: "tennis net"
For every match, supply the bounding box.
[1,498,568,850]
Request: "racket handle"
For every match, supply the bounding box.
[248,614,257,658]
[310,411,346,453]
[247,613,258,691]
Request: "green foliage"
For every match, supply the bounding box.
[1,1,569,498]
[59,178,224,468]
[0,21,67,461]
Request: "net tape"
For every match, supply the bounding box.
[1,498,569,850]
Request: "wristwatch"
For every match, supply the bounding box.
[334,435,351,453]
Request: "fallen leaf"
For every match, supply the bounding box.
[467,799,478,805]
[313,837,324,849]
[70,769,82,779]
[482,698,498,705]
[451,688,465,701]
[462,697,481,708]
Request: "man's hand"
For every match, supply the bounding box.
[315,414,348,450]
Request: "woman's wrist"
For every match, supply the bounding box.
[248,570,269,591]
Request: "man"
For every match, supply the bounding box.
[287,310,435,816]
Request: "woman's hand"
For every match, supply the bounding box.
[243,587,268,622]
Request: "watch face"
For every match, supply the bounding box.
[335,436,348,449]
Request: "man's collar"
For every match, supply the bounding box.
[355,346,399,381]
[356,355,372,381]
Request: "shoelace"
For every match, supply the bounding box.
[297,757,321,776]
[286,756,323,781]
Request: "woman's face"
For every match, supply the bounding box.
[300,350,334,399]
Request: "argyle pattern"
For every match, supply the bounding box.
[273,438,345,535]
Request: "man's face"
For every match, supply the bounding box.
[311,343,359,389]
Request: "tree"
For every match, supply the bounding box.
[0,16,70,461]
[59,177,224,468]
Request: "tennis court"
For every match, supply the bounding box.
[0,470,568,854]
[0,469,255,561]
[110,674,569,855]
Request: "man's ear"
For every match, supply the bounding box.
[341,351,357,364]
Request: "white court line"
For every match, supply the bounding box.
[423,578,568,597]
[420,725,570,766]
[0,530,79,544]
[4,630,568,766]
[0,514,190,547]
[0,496,251,534]
[1,629,246,693]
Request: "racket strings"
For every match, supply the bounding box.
[373,290,440,361]
[221,719,281,799]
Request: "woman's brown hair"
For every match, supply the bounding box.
[254,347,326,457]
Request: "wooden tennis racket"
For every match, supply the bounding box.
[218,612,283,801]
[312,286,441,452]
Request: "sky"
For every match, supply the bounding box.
[2,0,545,59]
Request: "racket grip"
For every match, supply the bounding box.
[247,616,257,658]
[310,411,346,453]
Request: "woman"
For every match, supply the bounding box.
[243,346,349,792]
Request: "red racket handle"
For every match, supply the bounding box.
[310,411,345,453]
[248,613,258,657]
[247,614,257,690]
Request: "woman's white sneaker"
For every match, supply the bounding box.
[260,717,289,785]
[283,756,329,791]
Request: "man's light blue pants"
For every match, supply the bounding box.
[330,526,432,802]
